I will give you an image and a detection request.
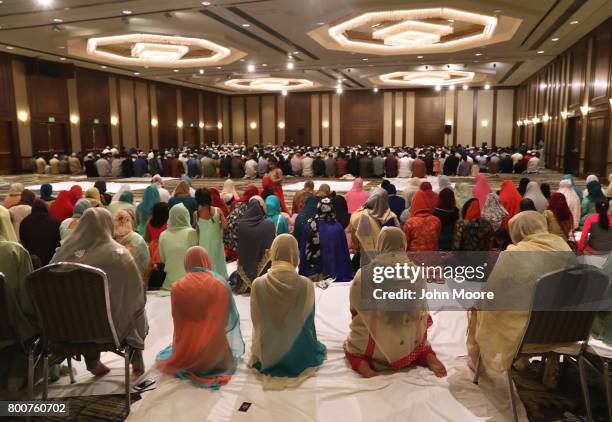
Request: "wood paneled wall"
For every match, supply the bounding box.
[515,17,612,177]
[0,55,18,173]
[340,90,382,146]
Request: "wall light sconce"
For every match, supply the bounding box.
[322,121,329,129]
[278,121,285,129]
[110,116,119,126]
[217,122,223,129]
[609,98,612,106]
[481,119,489,127]
[336,87,343,94]
[70,114,79,124]
[560,111,568,119]
[516,120,523,126]
[199,121,205,129]
[250,121,257,129]
[17,111,29,122]
[281,90,288,96]
[177,119,183,128]
[151,118,158,127]
[522,119,531,126]
[532,117,540,124]
[542,114,550,122]
[580,105,590,115]
[395,120,402,128]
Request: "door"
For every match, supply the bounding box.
[564,116,580,176]
[534,122,543,150]
[585,111,609,177]
[81,123,110,152]
[414,90,445,146]
[183,127,198,147]
[0,121,15,173]
[31,122,69,155]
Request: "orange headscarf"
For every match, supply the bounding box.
[410,190,433,217]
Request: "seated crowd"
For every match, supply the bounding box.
[1,150,611,394]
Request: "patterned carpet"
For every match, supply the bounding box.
[0,169,588,208]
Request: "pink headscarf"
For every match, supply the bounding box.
[345,178,369,213]
[185,246,213,271]
[472,174,492,211]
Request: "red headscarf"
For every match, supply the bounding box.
[419,182,439,210]
[547,192,573,226]
[410,190,434,217]
[464,199,481,222]
[261,175,274,192]
[210,188,229,216]
[69,185,83,205]
[472,174,491,211]
[261,175,289,214]
[49,191,74,221]
[499,179,522,217]
[235,185,259,207]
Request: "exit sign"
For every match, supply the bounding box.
[94,118,100,124]
[48,117,56,123]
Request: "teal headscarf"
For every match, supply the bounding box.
[119,191,134,204]
[137,185,161,235]
[72,199,92,218]
[265,195,288,235]
[293,196,318,243]
[181,175,193,187]
[586,180,605,203]
[563,174,583,201]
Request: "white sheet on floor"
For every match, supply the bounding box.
[282,181,370,192]
[386,176,455,193]
[25,182,152,194]
[115,177,178,183]
[43,259,527,421]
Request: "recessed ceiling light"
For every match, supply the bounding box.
[537,50,545,54]
[53,18,62,23]
[287,61,294,70]
[247,64,255,72]
[569,20,579,25]
[417,55,423,59]
[58,46,65,49]
[373,87,378,93]
[201,1,211,5]
[551,37,559,42]
[173,69,179,72]
[38,0,52,6]
[475,53,482,56]
[239,58,245,62]
[447,19,454,23]
[199,69,204,74]
[449,84,455,90]
[435,85,441,91]
[494,9,502,13]
[362,58,368,61]
[484,83,491,90]
[60,57,65,61]
[122,10,132,15]
[241,23,250,27]
[462,84,468,90]
[134,72,140,75]
[317,22,325,26]
[262,63,267,67]
[216,66,222,69]
[101,65,107,68]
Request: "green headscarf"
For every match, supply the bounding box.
[119,191,134,204]
[167,203,191,232]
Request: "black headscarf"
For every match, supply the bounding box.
[518,178,530,196]
[331,193,350,228]
[519,198,537,212]
[40,184,55,202]
[19,199,60,267]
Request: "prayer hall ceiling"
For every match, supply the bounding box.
[0,0,610,94]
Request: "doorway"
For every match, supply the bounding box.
[81,122,110,152]
[0,121,15,173]
[31,121,70,155]
[563,116,580,176]
[183,127,198,147]
[534,122,543,150]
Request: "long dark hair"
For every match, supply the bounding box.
[150,202,169,228]
[596,200,609,230]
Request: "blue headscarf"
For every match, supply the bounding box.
[265,195,288,235]
[72,199,92,218]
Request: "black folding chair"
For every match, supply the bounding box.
[473,264,611,422]
[26,263,135,414]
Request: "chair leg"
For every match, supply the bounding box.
[473,355,482,384]
[67,357,75,384]
[603,360,611,422]
[578,356,593,422]
[42,354,49,400]
[27,350,34,400]
[506,370,519,422]
[124,347,131,416]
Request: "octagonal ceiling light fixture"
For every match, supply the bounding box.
[70,33,245,68]
[223,77,316,92]
[309,7,522,55]
[377,70,476,87]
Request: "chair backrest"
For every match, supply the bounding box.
[520,264,611,347]
[0,273,16,342]
[26,263,120,349]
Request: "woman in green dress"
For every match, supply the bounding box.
[195,188,228,279]
[159,203,198,291]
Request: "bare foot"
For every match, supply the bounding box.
[357,360,378,378]
[88,362,110,377]
[132,358,145,376]
[426,354,447,378]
